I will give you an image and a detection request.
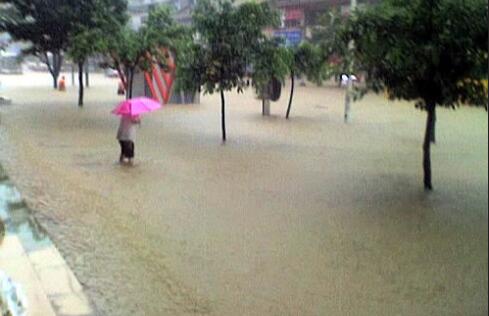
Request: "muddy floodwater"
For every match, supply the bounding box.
[0,72,487,315]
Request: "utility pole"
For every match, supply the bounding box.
[344,0,357,123]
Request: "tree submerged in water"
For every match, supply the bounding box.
[250,37,291,114]
[341,0,488,190]
[99,5,189,99]
[0,0,84,89]
[191,0,278,141]
[285,43,329,119]
[67,0,128,106]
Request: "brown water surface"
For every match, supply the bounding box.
[0,73,487,315]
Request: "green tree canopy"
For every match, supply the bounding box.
[311,8,349,82]
[0,0,93,88]
[173,40,204,97]
[99,4,188,99]
[68,28,96,106]
[284,42,329,119]
[251,38,291,98]
[101,25,151,98]
[66,0,127,105]
[341,0,488,189]
[191,0,278,141]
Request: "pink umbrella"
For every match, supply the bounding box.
[111,97,162,116]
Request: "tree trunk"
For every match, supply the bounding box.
[124,68,129,99]
[128,68,135,99]
[115,63,127,90]
[43,51,60,89]
[52,74,58,89]
[71,63,75,86]
[53,53,63,90]
[286,70,295,119]
[429,106,436,143]
[78,61,84,107]
[51,53,58,89]
[262,98,270,116]
[221,89,226,142]
[423,103,436,190]
[85,63,90,88]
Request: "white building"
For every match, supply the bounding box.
[128,0,196,29]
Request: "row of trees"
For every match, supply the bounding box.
[187,0,284,141]
[178,0,333,141]
[163,0,488,190]
[1,0,487,190]
[0,0,189,106]
[0,0,127,105]
[0,0,333,114]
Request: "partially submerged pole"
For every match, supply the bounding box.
[344,0,357,123]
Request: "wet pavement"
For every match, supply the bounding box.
[0,164,94,315]
[0,72,487,315]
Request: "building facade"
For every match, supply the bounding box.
[128,0,261,29]
[127,0,196,29]
[271,0,376,46]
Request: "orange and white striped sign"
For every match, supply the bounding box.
[144,49,176,104]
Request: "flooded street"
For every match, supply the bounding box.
[0,72,487,315]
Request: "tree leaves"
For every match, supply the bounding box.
[191,0,278,94]
[341,0,488,108]
[251,38,291,95]
[1,0,84,54]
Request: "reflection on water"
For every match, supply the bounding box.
[1,77,487,315]
[0,165,51,256]
[0,217,3,244]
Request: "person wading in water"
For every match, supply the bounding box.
[116,115,140,165]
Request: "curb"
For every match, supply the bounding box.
[0,170,96,316]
